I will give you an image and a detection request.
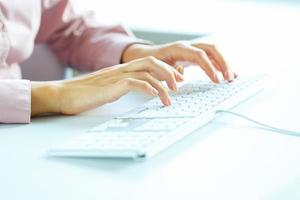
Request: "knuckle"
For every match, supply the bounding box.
[204,43,215,48]
[194,49,207,58]
[164,67,176,81]
[172,41,188,48]
[137,71,150,79]
[158,82,168,92]
[208,44,217,50]
[169,71,176,80]
[120,78,133,87]
[141,82,151,89]
[144,56,157,64]
[197,48,206,55]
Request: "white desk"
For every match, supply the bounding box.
[1,2,300,200]
[1,67,300,200]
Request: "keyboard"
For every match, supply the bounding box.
[48,74,265,159]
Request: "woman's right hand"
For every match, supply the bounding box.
[31,56,184,116]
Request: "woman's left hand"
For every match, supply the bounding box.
[122,41,237,83]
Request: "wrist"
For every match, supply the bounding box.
[122,43,153,63]
[31,82,62,116]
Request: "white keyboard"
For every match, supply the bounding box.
[48,74,265,159]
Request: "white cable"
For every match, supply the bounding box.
[215,110,300,137]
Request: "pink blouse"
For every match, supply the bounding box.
[0,0,145,123]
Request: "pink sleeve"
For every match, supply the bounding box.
[0,80,31,124]
[35,0,150,72]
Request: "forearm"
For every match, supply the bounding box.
[31,82,61,116]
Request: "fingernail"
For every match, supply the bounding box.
[167,97,172,106]
[164,97,171,106]
[176,75,184,82]
[151,88,159,96]
[177,73,184,81]
[173,84,178,91]
[215,74,221,83]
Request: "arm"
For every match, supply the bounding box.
[35,0,150,72]
[0,57,182,123]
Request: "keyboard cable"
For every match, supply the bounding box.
[215,110,300,137]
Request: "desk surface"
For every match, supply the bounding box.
[1,3,300,200]
[1,69,300,200]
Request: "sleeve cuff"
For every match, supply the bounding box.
[0,80,31,123]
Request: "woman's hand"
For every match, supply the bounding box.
[31,56,184,116]
[122,41,237,83]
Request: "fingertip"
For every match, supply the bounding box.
[167,80,178,91]
[173,68,184,82]
[172,83,178,91]
[176,65,185,75]
[227,71,238,82]
[160,96,171,106]
[151,88,159,96]
[166,97,171,106]
[213,73,221,84]
[175,74,184,82]
[223,70,229,81]
[176,72,185,81]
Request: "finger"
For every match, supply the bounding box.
[123,56,183,90]
[155,61,184,84]
[141,56,182,90]
[167,64,184,83]
[115,72,171,106]
[194,44,235,81]
[208,54,228,80]
[127,72,171,106]
[175,65,185,76]
[210,58,231,82]
[169,64,184,82]
[111,78,159,100]
[171,44,221,83]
